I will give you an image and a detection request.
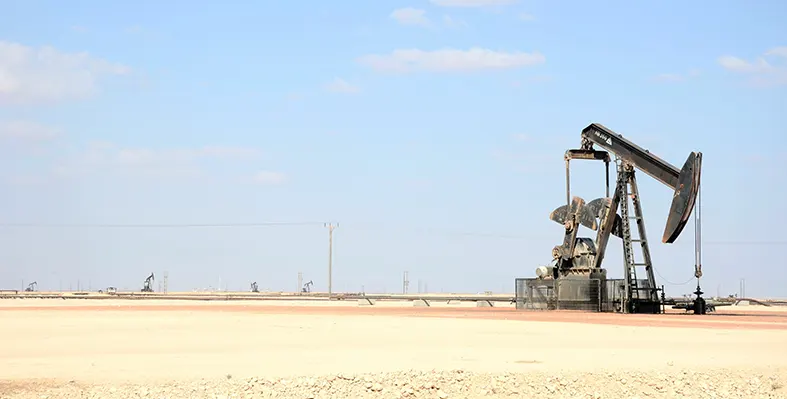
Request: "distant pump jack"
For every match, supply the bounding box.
[141,273,155,292]
[25,281,37,292]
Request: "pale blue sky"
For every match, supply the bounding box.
[0,0,785,297]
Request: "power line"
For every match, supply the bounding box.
[702,241,787,245]
[0,221,326,228]
[342,223,546,240]
[0,221,542,239]
[0,221,785,245]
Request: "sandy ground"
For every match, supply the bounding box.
[1,299,786,398]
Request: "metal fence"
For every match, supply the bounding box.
[601,278,658,312]
[515,278,555,310]
[515,277,605,312]
[603,279,624,312]
[555,278,601,311]
[516,277,668,313]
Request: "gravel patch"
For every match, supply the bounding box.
[2,368,785,399]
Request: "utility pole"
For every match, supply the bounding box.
[325,222,338,297]
[403,271,410,294]
[297,272,303,294]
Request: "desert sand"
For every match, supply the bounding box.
[1,298,786,398]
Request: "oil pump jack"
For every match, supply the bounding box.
[542,123,704,314]
[24,281,37,292]
[141,273,155,292]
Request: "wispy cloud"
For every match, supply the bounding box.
[766,46,787,58]
[430,0,517,7]
[390,8,431,27]
[357,47,545,73]
[251,170,287,185]
[52,142,264,181]
[0,120,62,142]
[718,46,787,87]
[442,15,468,28]
[0,41,130,105]
[323,78,361,94]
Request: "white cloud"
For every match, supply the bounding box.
[113,146,260,166]
[53,142,263,180]
[324,78,360,94]
[0,41,130,105]
[357,47,545,73]
[765,46,787,58]
[718,46,787,87]
[718,56,771,74]
[442,15,467,28]
[252,170,287,185]
[430,0,517,7]
[390,8,431,26]
[0,120,62,142]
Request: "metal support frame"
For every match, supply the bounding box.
[616,162,660,313]
[565,148,611,208]
[560,150,662,314]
